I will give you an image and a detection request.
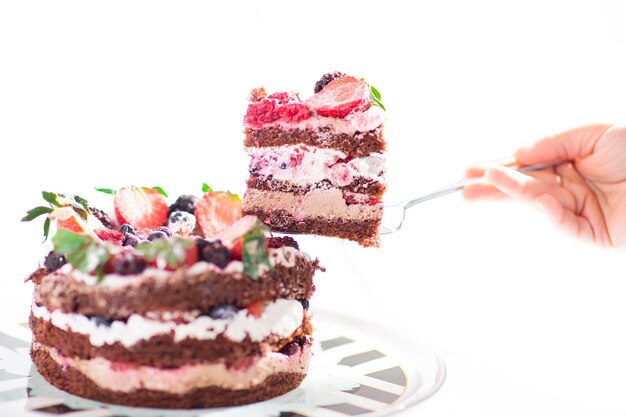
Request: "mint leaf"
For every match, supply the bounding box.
[241,220,272,280]
[151,186,168,198]
[370,85,386,111]
[95,188,116,195]
[42,218,51,243]
[21,206,53,222]
[202,183,212,193]
[52,230,86,253]
[74,195,90,212]
[52,230,117,279]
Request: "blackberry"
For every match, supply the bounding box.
[156,226,172,237]
[147,231,167,241]
[278,162,287,169]
[90,316,114,327]
[266,236,299,250]
[120,224,135,235]
[113,253,146,275]
[122,234,140,247]
[314,71,345,93]
[44,251,66,272]
[89,207,114,229]
[298,299,309,310]
[197,239,231,268]
[207,304,240,320]
[279,341,301,356]
[168,195,199,215]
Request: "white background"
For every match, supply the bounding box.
[1,1,625,416]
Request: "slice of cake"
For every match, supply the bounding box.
[23,187,320,408]
[242,72,387,247]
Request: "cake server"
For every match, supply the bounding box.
[380,160,562,235]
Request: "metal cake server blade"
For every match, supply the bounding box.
[380,160,563,235]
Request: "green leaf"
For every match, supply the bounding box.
[370,85,382,100]
[73,207,89,221]
[151,186,168,198]
[95,188,116,195]
[42,218,51,242]
[202,183,212,193]
[52,229,87,254]
[51,230,119,281]
[241,220,272,280]
[42,191,63,207]
[135,238,192,269]
[74,195,90,212]
[370,85,386,111]
[21,206,53,222]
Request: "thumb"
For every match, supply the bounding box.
[514,124,612,166]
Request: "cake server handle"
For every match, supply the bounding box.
[380,160,563,234]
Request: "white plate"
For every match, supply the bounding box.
[0,310,445,416]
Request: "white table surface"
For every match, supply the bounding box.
[1,1,626,416]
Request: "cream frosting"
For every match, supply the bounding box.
[245,105,385,135]
[248,145,385,188]
[243,188,383,221]
[32,298,305,347]
[35,342,311,393]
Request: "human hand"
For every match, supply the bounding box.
[463,124,626,248]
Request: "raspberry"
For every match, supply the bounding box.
[314,71,346,93]
[244,93,311,128]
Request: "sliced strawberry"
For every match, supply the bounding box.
[245,300,267,318]
[216,215,260,248]
[57,216,85,233]
[230,239,243,261]
[195,191,242,239]
[306,76,370,118]
[114,187,168,230]
[184,239,199,266]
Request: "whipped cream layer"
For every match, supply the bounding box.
[58,246,309,288]
[32,298,305,347]
[244,188,383,221]
[248,145,385,188]
[245,105,385,135]
[35,342,310,394]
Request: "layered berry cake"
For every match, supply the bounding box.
[22,186,320,408]
[243,72,387,247]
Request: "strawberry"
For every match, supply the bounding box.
[216,215,260,248]
[57,215,86,233]
[306,76,370,118]
[184,239,199,266]
[114,187,168,230]
[230,239,243,261]
[194,191,242,239]
[245,300,267,318]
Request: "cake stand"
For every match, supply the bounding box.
[0,236,445,417]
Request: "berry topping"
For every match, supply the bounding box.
[94,228,125,246]
[307,75,371,118]
[89,207,114,229]
[113,253,146,275]
[207,303,240,320]
[298,299,309,310]
[279,341,300,356]
[44,251,66,272]
[147,231,168,241]
[90,316,114,327]
[194,190,242,239]
[197,239,231,268]
[122,234,140,247]
[168,195,199,215]
[168,211,196,237]
[156,226,172,237]
[120,224,135,235]
[114,186,169,230]
[244,92,311,128]
[248,87,267,102]
[314,71,346,93]
[266,236,300,250]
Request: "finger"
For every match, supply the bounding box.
[464,157,517,179]
[515,124,612,166]
[462,180,510,201]
[534,193,596,243]
[483,166,561,204]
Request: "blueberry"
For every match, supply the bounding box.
[197,239,231,268]
[207,304,240,320]
[147,231,167,241]
[298,299,309,310]
[279,341,300,356]
[90,316,114,327]
[113,253,146,275]
[279,162,287,169]
[249,162,262,177]
[122,234,140,247]
[156,226,172,237]
[168,195,199,215]
[120,224,135,235]
[44,251,66,273]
